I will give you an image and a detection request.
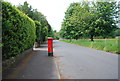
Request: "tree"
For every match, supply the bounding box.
[17,1,53,44]
[114,28,120,36]
[17,1,33,18]
[60,1,118,41]
[60,3,82,40]
[60,2,92,40]
[53,30,60,40]
[93,1,118,39]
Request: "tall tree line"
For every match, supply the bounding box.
[60,1,119,41]
[17,1,54,44]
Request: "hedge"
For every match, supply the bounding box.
[34,21,41,45]
[2,2,36,60]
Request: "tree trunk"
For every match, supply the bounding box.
[103,36,106,39]
[75,38,78,40]
[90,35,94,41]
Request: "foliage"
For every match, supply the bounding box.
[60,3,83,39]
[34,21,41,45]
[2,2,36,59]
[92,2,118,39]
[53,30,60,40]
[17,1,54,44]
[60,39,119,54]
[17,1,32,18]
[60,1,119,41]
[114,28,120,36]
[48,28,54,37]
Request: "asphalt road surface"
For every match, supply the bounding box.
[3,40,118,80]
[53,40,118,79]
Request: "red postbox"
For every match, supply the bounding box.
[48,37,54,56]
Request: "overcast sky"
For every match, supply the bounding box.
[5,0,84,32]
[5,0,119,31]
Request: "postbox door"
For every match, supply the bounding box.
[48,40,53,53]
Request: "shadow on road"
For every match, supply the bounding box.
[3,43,59,79]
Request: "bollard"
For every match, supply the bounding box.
[48,37,54,56]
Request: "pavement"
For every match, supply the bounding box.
[3,40,119,79]
[3,43,60,79]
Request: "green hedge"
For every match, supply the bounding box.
[34,21,41,45]
[34,20,48,45]
[2,2,36,60]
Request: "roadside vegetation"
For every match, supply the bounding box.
[59,1,120,54]
[60,1,119,41]
[2,1,54,60]
[60,38,120,54]
[2,0,120,60]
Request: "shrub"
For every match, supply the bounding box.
[2,2,36,60]
[34,21,41,45]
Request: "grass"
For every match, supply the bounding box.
[60,38,120,54]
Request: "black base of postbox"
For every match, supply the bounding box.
[48,53,53,56]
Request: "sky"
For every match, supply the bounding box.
[5,0,119,31]
[5,0,83,32]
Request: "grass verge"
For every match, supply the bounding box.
[60,38,120,54]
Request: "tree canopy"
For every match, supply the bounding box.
[17,1,54,44]
[60,1,119,41]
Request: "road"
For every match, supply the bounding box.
[53,40,118,79]
[3,40,118,79]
